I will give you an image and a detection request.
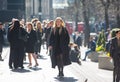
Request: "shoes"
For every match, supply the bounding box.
[58,72,64,77]
[20,66,24,69]
[27,64,32,68]
[78,61,82,65]
[0,59,4,61]
[82,59,86,61]
[0,57,4,61]
[34,63,39,67]
[9,66,13,69]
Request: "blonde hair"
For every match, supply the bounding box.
[26,22,34,31]
[54,17,65,28]
[36,21,42,32]
[31,18,39,23]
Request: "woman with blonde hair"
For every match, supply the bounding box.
[48,17,71,77]
[34,21,43,58]
[25,22,38,67]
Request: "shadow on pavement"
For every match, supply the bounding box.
[54,76,78,82]
[37,54,47,60]
[30,67,42,71]
[11,68,31,73]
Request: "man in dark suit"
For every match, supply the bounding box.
[110,30,120,82]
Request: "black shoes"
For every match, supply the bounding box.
[0,56,4,61]
[82,59,86,61]
[58,72,64,77]
[0,58,4,61]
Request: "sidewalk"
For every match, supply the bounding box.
[0,46,113,82]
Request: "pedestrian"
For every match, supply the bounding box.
[110,30,120,82]
[69,43,81,65]
[25,22,38,68]
[73,31,82,49]
[41,20,47,49]
[48,17,71,77]
[0,22,6,61]
[82,37,96,61]
[7,18,17,69]
[45,20,54,55]
[34,21,43,58]
[7,20,26,69]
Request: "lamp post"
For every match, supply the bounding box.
[33,0,35,18]
[39,0,41,21]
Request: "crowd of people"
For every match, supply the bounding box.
[0,17,120,81]
[0,17,73,77]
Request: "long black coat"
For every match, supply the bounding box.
[110,37,120,82]
[110,37,120,66]
[49,27,71,68]
[7,27,26,68]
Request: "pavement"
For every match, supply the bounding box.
[0,46,113,82]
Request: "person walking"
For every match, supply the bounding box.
[48,17,71,77]
[110,30,120,82]
[34,21,43,58]
[0,22,6,61]
[7,20,26,69]
[25,22,38,68]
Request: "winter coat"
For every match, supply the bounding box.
[49,27,71,68]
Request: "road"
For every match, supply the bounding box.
[0,46,112,82]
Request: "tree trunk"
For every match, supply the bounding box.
[116,5,120,28]
[105,7,109,31]
[75,11,79,31]
[82,0,90,47]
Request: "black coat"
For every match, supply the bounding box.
[49,27,71,68]
[7,26,26,68]
[25,30,37,53]
[110,37,120,58]
[0,28,6,52]
[34,30,43,53]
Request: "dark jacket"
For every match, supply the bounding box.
[25,30,37,53]
[74,35,82,47]
[88,40,96,51]
[110,37,120,58]
[49,27,71,68]
[0,28,6,44]
[7,22,26,68]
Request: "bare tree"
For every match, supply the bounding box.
[100,0,111,30]
[112,0,120,28]
[81,0,90,46]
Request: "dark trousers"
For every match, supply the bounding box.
[9,45,25,68]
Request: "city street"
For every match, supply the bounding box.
[0,46,112,82]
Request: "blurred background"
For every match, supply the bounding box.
[0,0,120,46]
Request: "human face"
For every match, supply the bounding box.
[37,23,41,29]
[56,19,62,27]
[117,31,120,38]
[27,24,32,32]
[0,24,2,29]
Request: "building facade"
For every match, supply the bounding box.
[0,0,25,22]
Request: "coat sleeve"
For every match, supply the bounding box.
[48,30,54,46]
[110,39,114,58]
